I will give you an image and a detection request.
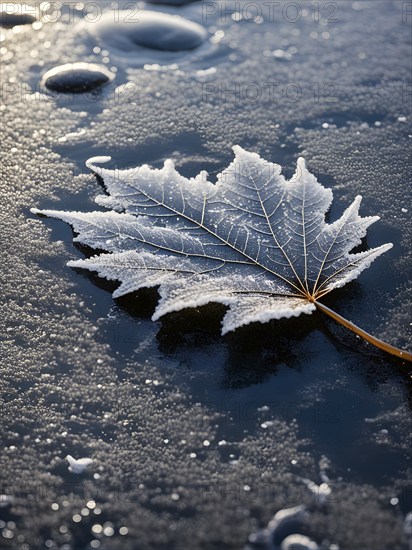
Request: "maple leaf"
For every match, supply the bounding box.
[32,146,411,361]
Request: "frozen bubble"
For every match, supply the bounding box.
[103,525,114,536]
[86,10,207,67]
[272,49,292,60]
[0,3,37,27]
[1,528,14,539]
[248,506,310,549]
[123,11,206,51]
[280,534,319,549]
[41,63,114,94]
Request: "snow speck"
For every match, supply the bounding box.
[65,454,93,474]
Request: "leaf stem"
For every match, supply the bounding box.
[315,301,412,362]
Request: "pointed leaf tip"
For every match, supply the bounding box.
[232,145,260,162]
[293,157,312,181]
[232,145,245,155]
[297,157,307,169]
[163,159,175,171]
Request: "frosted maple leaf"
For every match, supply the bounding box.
[31,147,410,360]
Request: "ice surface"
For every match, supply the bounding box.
[1,1,411,549]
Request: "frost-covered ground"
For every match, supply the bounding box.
[0,1,411,549]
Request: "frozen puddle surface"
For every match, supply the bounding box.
[1,2,411,549]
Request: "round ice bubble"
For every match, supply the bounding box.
[0,3,38,27]
[87,10,207,63]
[41,63,115,94]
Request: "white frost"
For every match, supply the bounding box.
[65,454,93,474]
[32,147,392,334]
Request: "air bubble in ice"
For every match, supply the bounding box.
[41,62,114,94]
